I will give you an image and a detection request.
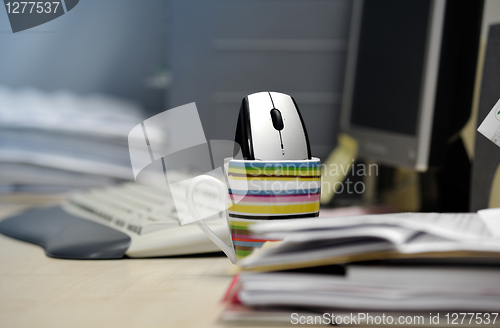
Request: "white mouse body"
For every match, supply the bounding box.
[235,92,311,160]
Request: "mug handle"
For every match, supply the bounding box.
[186,175,237,264]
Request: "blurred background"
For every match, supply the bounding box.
[0,0,499,212]
[0,0,351,153]
[0,0,351,205]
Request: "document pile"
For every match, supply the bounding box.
[222,210,500,325]
[0,87,155,195]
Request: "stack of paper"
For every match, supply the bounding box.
[0,86,156,195]
[221,211,500,325]
[236,267,500,312]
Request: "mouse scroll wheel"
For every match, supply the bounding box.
[270,108,284,131]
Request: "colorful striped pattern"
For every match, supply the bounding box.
[230,219,279,258]
[226,159,321,259]
[228,160,321,176]
[227,159,321,219]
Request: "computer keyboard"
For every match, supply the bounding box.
[67,184,180,235]
[61,172,230,257]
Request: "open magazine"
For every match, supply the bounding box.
[240,212,500,272]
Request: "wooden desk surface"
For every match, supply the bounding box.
[0,205,237,328]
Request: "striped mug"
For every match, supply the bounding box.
[186,158,321,263]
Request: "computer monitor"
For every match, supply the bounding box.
[340,0,483,171]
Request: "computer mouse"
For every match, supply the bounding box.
[235,91,311,160]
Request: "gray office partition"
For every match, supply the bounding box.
[168,0,352,159]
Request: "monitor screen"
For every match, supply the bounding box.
[349,0,431,136]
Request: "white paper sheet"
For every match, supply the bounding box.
[478,97,500,147]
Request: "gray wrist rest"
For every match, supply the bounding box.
[0,206,131,259]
